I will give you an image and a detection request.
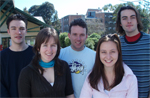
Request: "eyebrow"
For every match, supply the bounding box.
[122,15,136,18]
[10,26,16,28]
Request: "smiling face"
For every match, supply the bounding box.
[7,20,27,45]
[68,25,88,51]
[120,9,139,36]
[100,41,118,68]
[40,37,57,63]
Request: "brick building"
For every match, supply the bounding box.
[60,14,85,33]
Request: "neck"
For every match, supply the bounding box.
[125,32,141,42]
[125,29,139,37]
[104,67,114,76]
[9,42,28,51]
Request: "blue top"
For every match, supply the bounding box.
[0,46,34,97]
[120,32,150,98]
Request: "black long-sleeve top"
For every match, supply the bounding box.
[0,46,34,97]
[18,59,74,97]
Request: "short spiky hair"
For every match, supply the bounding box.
[69,18,88,34]
[6,14,28,29]
[116,6,143,35]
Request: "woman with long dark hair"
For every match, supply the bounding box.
[80,34,138,98]
[18,27,74,98]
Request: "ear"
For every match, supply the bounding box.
[7,29,10,35]
[86,34,88,39]
[68,33,71,39]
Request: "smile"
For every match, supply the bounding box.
[105,60,112,63]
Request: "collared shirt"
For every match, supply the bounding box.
[80,63,138,98]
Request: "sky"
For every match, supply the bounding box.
[14,0,140,19]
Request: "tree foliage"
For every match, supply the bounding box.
[28,2,60,31]
[85,38,95,50]
[59,32,101,50]
[89,33,101,50]
[64,36,71,47]
[23,7,30,14]
[102,2,150,33]
[59,32,68,48]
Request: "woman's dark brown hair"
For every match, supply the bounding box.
[89,33,124,91]
[116,6,143,35]
[32,27,62,75]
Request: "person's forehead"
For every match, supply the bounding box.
[9,20,26,27]
[71,25,86,33]
[121,9,136,16]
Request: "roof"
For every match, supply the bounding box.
[0,0,50,30]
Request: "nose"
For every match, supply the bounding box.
[77,35,81,40]
[127,18,131,23]
[47,46,52,52]
[16,29,21,34]
[106,53,111,59]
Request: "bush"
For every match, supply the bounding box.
[85,38,95,50]
[89,33,101,50]
[64,36,71,47]
[89,33,101,39]
[59,32,68,48]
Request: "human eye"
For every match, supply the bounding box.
[81,34,85,36]
[101,51,106,54]
[52,44,57,47]
[20,27,25,30]
[111,51,115,53]
[43,44,47,47]
[122,17,127,20]
[131,16,136,19]
[11,27,16,30]
[73,33,77,36]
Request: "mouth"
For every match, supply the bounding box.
[46,53,52,56]
[15,36,22,39]
[75,42,81,45]
[126,25,132,27]
[105,60,112,63]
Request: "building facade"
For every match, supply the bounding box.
[0,0,49,50]
[60,8,116,35]
[60,14,85,33]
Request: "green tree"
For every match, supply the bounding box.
[89,33,101,50]
[23,7,30,14]
[28,2,60,31]
[59,32,68,48]
[102,2,150,33]
[85,38,95,50]
[139,0,150,12]
[64,36,71,47]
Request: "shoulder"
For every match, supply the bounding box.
[1,48,11,59]
[119,35,125,41]
[123,63,137,80]
[84,47,96,54]
[26,46,33,52]
[1,48,10,54]
[60,46,70,51]
[20,64,35,76]
[21,64,32,72]
[57,58,68,66]
[141,32,150,38]
[123,64,137,83]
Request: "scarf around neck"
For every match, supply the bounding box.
[39,59,55,68]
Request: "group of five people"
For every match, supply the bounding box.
[1,5,150,98]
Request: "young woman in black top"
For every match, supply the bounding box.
[18,27,74,98]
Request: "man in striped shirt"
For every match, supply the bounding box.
[116,6,150,98]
